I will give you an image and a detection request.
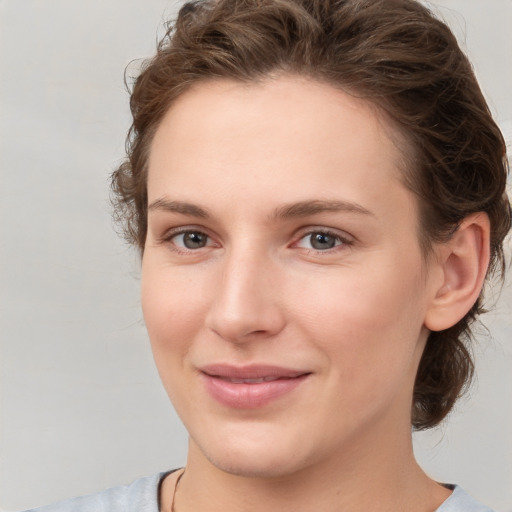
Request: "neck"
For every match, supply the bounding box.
[165,424,450,512]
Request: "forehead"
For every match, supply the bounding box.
[150,76,402,162]
[147,76,416,226]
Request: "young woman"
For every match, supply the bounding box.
[25,0,510,511]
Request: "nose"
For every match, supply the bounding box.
[204,247,286,343]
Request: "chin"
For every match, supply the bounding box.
[188,424,320,480]
[205,449,309,479]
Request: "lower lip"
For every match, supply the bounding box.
[201,373,310,409]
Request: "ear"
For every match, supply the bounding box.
[424,213,491,332]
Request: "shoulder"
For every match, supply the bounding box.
[437,485,495,512]
[21,472,169,512]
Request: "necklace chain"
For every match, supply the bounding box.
[170,469,185,512]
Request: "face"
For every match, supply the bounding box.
[142,76,438,478]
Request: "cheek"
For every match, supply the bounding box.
[302,267,427,431]
[301,257,424,327]
[296,257,427,380]
[141,259,209,377]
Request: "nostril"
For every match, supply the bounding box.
[204,265,286,342]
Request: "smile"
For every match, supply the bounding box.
[221,376,284,384]
[199,365,311,409]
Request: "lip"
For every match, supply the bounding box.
[199,364,311,409]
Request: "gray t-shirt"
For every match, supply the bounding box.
[22,473,494,512]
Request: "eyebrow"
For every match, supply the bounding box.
[147,198,374,220]
[270,199,374,220]
[147,198,210,218]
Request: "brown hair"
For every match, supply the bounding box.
[111,0,510,429]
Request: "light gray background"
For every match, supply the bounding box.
[1,1,511,511]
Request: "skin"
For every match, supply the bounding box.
[141,76,488,512]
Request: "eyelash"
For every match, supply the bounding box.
[293,229,353,253]
[161,227,217,254]
[160,227,353,255]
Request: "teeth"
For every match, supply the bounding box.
[225,376,281,384]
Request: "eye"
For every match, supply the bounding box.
[295,231,348,251]
[171,230,210,250]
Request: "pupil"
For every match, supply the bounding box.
[184,232,206,249]
[311,232,336,250]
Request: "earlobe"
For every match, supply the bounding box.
[424,213,491,332]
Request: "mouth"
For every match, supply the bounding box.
[199,364,311,409]
[215,376,292,384]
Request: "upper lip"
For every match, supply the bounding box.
[200,364,310,380]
